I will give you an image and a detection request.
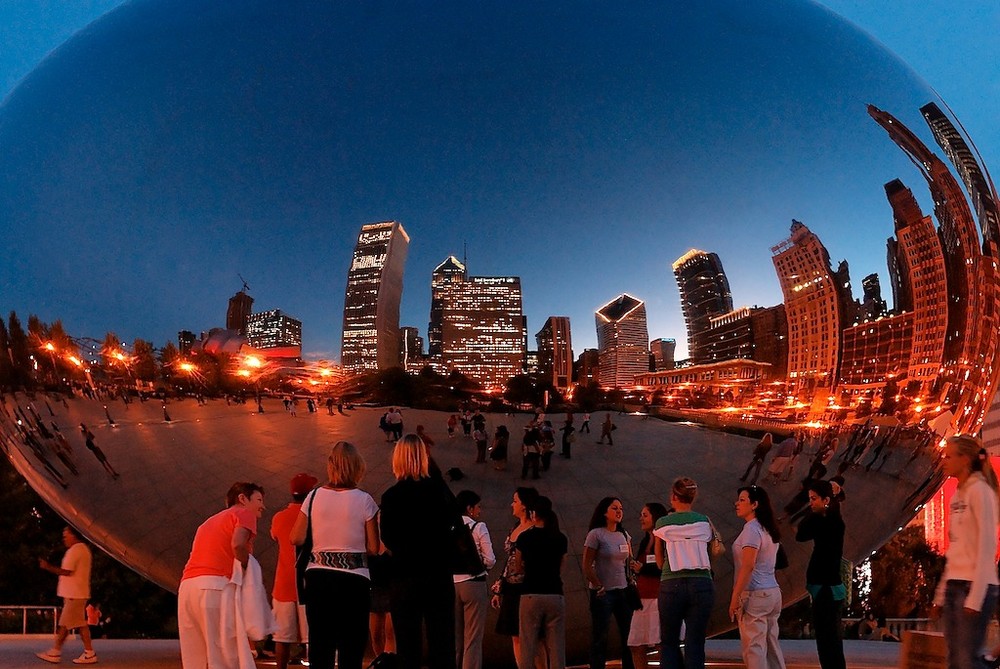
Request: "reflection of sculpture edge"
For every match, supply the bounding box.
[1,396,945,663]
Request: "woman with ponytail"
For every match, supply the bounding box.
[932,434,1000,669]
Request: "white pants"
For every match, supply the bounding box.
[737,588,786,669]
[178,576,254,669]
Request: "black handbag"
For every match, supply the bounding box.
[622,530,643,610]
[294,488,317,604]
[775,543,789,570]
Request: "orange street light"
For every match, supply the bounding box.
[237,369,251,378]
[179,362,196,373]
[244,355,262,369]
[44,342,56,352]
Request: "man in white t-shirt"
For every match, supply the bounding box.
[36,526,97,664]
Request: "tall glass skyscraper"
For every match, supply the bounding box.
[672,249,733,364]
[341,221,409,371]
[595,294,649,389]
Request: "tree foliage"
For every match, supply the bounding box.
[573,381,603,412]
[132,339,157,382]
[855,526,944,617]
[504,374,539,405]
[7,312,33,388]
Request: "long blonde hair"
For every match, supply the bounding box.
[949,434,1000,512]
[392,434,430,481]
[327,441,366,488]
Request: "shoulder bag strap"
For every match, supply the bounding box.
[305,487,318,547]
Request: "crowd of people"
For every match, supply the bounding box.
[165,417,862,669]
[24,391,1000,669]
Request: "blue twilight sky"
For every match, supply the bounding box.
[0,1,997,361]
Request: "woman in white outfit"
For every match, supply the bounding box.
[728,485,785,669]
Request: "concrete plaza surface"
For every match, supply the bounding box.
[0,638,903,668]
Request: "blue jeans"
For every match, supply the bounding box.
[589,589,635,669]
[658,577,714,669]
[943,580,999,669]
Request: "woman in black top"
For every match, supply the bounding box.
[381,434,459,669]
[515,496,568,669]
[795,479,846,669]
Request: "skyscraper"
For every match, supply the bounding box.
[226,290,254,335]
[399,326,424,370]
[860,273,888,322]
[672,250,733,364]
[870,104,998,430]
[771,220,842,394]
[595,294,649,389]
[650,338,676,371]
[921,102,1000,245]
[247,309,303,357]
[575,348,600,386]
[177,330,196,355]
[437,272,527,388]
[536,317,573,389]
[341,221,410,372]
[428,256,467,357]
[885,178,948,393]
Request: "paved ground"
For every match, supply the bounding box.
[0,637,903,668]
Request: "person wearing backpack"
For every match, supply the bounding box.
[381,435,459,669]
[453,490,496,669]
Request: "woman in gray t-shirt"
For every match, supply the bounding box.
[729,486,786,669]
[582,497,635,669]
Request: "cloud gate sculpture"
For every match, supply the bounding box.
[2,0,999,664]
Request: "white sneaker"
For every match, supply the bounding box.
[72,651,98,665]
[35,649,61,663]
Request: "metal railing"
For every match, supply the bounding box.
[0,606,59,636]
[840,617,933,639]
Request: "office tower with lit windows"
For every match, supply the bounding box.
[536,317,573,389]
[428,256,467,357]
[650,338,676,371]
[771,220,842,394]
[341,221,410,372]
[870,104,998,428]
[177,330,196,355]
[673,250,733,365]
[436,270,526,388]
[885,178,949,392]
[595,294,649,389]
[400,326,424,369]
[576,348,600,386]
[247,309,303,357]
[860,273,888,322]
[226,290,254,335]
[750,304,788,379]
[921,102,1000,245]
[703,305,788,378]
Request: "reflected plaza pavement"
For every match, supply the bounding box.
[1,391,942,664]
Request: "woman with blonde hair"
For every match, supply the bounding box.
[381,434,460,669]
[290,442,379,669]
[932,434,1000,669]
[653,477,717,669]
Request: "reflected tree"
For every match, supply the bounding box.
[132,339,157,382]
[7,312,33,388]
